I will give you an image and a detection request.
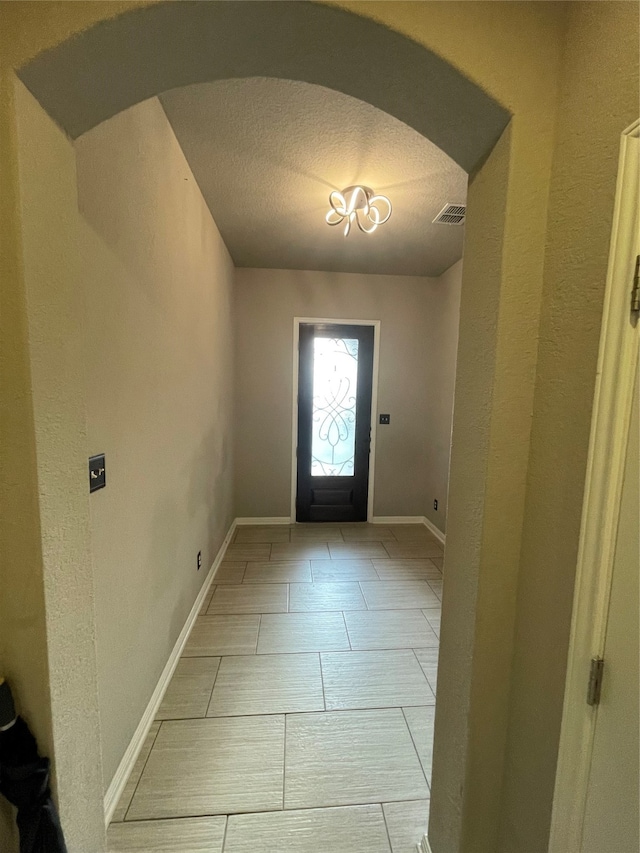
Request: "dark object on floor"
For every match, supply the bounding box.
[0,680,68,853]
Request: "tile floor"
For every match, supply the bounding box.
[108,524,443,853]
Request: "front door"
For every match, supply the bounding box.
[296,323,374,522]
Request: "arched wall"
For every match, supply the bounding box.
[16,1,508,170]
[1,3,596,852]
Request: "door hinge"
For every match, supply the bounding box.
[631,254,640,324]
[587,657,605,706]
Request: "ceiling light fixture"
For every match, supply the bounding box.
[326,185,392,237]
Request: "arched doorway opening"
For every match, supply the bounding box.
[6,3,555,852]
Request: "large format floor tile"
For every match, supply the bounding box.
[156,657,220,720]
[341,526,397,541]
[206,584,287,615]
[413,648,438,690]
[243,560,312,584]
[382,800,430,853]
[329,542,389,559]
[388,525,438,541]
[426,579,443,599]
[271,542,331,560]
[257,611,350,653]
[207,653,324,716]
[225,544,272,561]
[111,722,160,822]
[321,650,434,710]
[311,559,379,582]
[183,615,259,657]
[127,716,285,819]
[372,559,441,581]
[382,542,443,559]
[290,526,345,542]
[285,708,429,809]
[200,585,216,614]
[360,581,440,610]
[234,527,290,544]
[224,805,392,853]
[422,609,441,637]
[289,582,367,611]
[213,562,247,584]
[344,610,439,650]
[107,816,226,852]
[111,523,444,848]
[403,706,435,784]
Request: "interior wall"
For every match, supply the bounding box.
[499,4,640,851]
[74,96,235,790]
[435,126,513,853]
[13,77,106,853]
[0,70,48,853]
[233,265,462,526]
[423,260,463,531]
[0,7,142,848]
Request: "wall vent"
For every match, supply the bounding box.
[433,203,466,225]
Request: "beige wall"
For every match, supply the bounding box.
[75,97,235,789]
[499,5,640,851]
[0,74,51,853]
[13,78,106,851]
[423,260,463,531]
[0,5,144,848]
[233,265,461,527]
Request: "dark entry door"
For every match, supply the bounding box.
[296,323,374,522]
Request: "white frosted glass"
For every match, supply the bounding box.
[311,337,359,477]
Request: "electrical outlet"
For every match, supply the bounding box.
[197,551,202,571]
[434,499,438,511]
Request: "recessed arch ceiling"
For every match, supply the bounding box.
[18,1,508,169]
[160,78,468,276]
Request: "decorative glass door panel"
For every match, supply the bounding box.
[297,324,374,522]
[311,337,359,477]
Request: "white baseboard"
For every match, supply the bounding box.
[371,514,446,546]
[103,518,237,825]
[234,517,291,525]
[371,516,425,524]
[422,515,446,545]
[417,834,434,853]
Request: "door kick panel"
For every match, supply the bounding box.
[311,489,354,506]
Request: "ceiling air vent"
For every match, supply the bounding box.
[433,203,466,225]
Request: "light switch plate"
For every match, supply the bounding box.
[89,454,106,492]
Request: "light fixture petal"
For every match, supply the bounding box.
[368,195,392,224]
[357,207,380,234]
[326,186,391,237]
[329,190,348,216]
[326,210,344,226]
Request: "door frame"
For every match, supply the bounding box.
[549,119,640,852]
[290,317,381,523]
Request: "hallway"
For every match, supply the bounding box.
[107,523,443,852]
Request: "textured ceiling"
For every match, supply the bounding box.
[160,78,468,276]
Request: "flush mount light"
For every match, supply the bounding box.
[326,185,392,237]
